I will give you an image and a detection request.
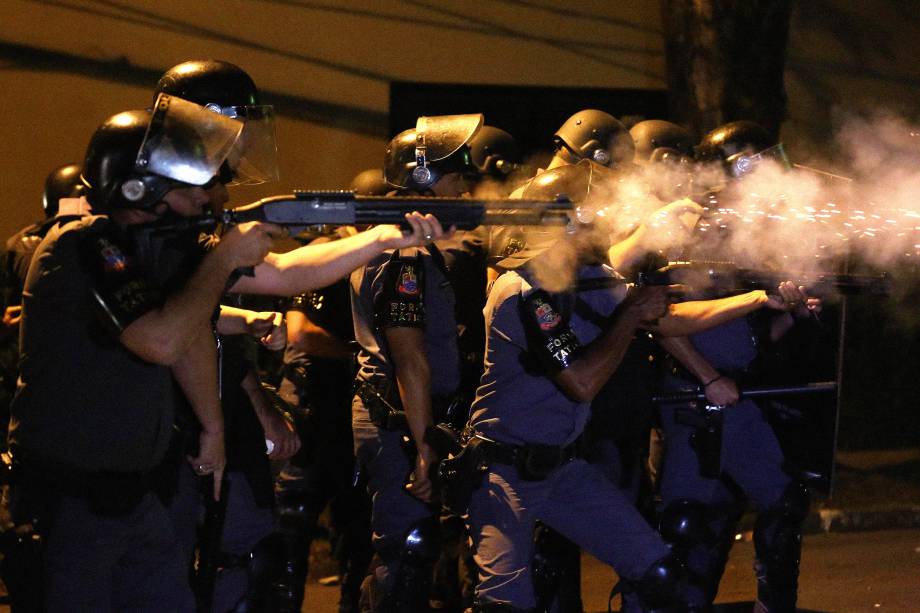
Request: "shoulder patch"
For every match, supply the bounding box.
[396,262,420,296]
[520,289,582,373]
[96,237,129,273]
[376,252,426,329]
[531,295,562,331]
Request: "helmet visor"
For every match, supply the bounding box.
[137,94,243,186]
[223,104,280,185]
[727,143,791,177]
[649,147,693,166]
[416,114,483,162]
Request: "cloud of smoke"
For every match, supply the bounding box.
[481,112,920,298]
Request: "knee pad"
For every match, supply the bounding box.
[633,554,686,612]
[659,498,742,604]
[401,517,442,566]
[753,481,810,610]
[385,518,441,612]
[658,500,716,549]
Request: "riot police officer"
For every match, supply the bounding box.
[7,101,278,611]
[1,164,87,436]
[654,121,818,612]
[351,114,486,613]
[153,59,447,611]
[550,109,635,170]
[464,224,686,612]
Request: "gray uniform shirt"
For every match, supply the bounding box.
[470,263,627,446]
[351,246,460,397]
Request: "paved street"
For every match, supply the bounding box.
[303,529,920,612]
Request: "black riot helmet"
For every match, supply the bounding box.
[154,59,260,111]
[43,163,84,218]
[384,114,483,190]
[468,126,523,177]
[696,120,789,178]
[81,96,243,212]
[522,159,619,226]
[553,109,634,167]
[630,120,695,165]
[154,59,278,184]
[350,168,391,196]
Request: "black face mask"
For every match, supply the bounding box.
[126,211,211,291]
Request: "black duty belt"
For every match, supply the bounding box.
[355,379,408,430]
[355,379,460,431]
[477,436,582,481]
[8,449,154,516]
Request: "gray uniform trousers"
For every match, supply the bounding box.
[468,458,670,609]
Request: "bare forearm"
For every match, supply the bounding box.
[242,227,389,296]
[393,354,434,451]
[607,226,649,272]
[241,369,273,421]
[122,249,236,364]
[386,327,434,450]
[216,305,254,335]
[287,311,354,360]
[653,291,768,337]
[556,309,642,402]
[171,328,223,434]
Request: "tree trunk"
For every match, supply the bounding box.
[661,0,793,140]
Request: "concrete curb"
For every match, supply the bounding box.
[811,505,920,533]
[737,505,920,535]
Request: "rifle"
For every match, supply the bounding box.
[573,261,891,296]
[129,191,572,271]
[224,191,572,234]
[636,261,891,296]
[650,380,837,405]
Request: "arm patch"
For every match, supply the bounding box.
[376,252,425,328]
[519,289,582,373]
[79,224,164,333]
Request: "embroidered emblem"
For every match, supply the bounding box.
[533,297,561,330]
[397,264,419,296]
[98,238,127,273]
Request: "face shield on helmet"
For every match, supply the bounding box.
[210,103,280,185]
[726,142,791,178]
[137,94,244,187]
[522,159,620,226]
[410,114,483,186]
[154,59,280,186]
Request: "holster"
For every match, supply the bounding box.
[437,435,490,514]
[356,379,408,430]
[677,404,724,479]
